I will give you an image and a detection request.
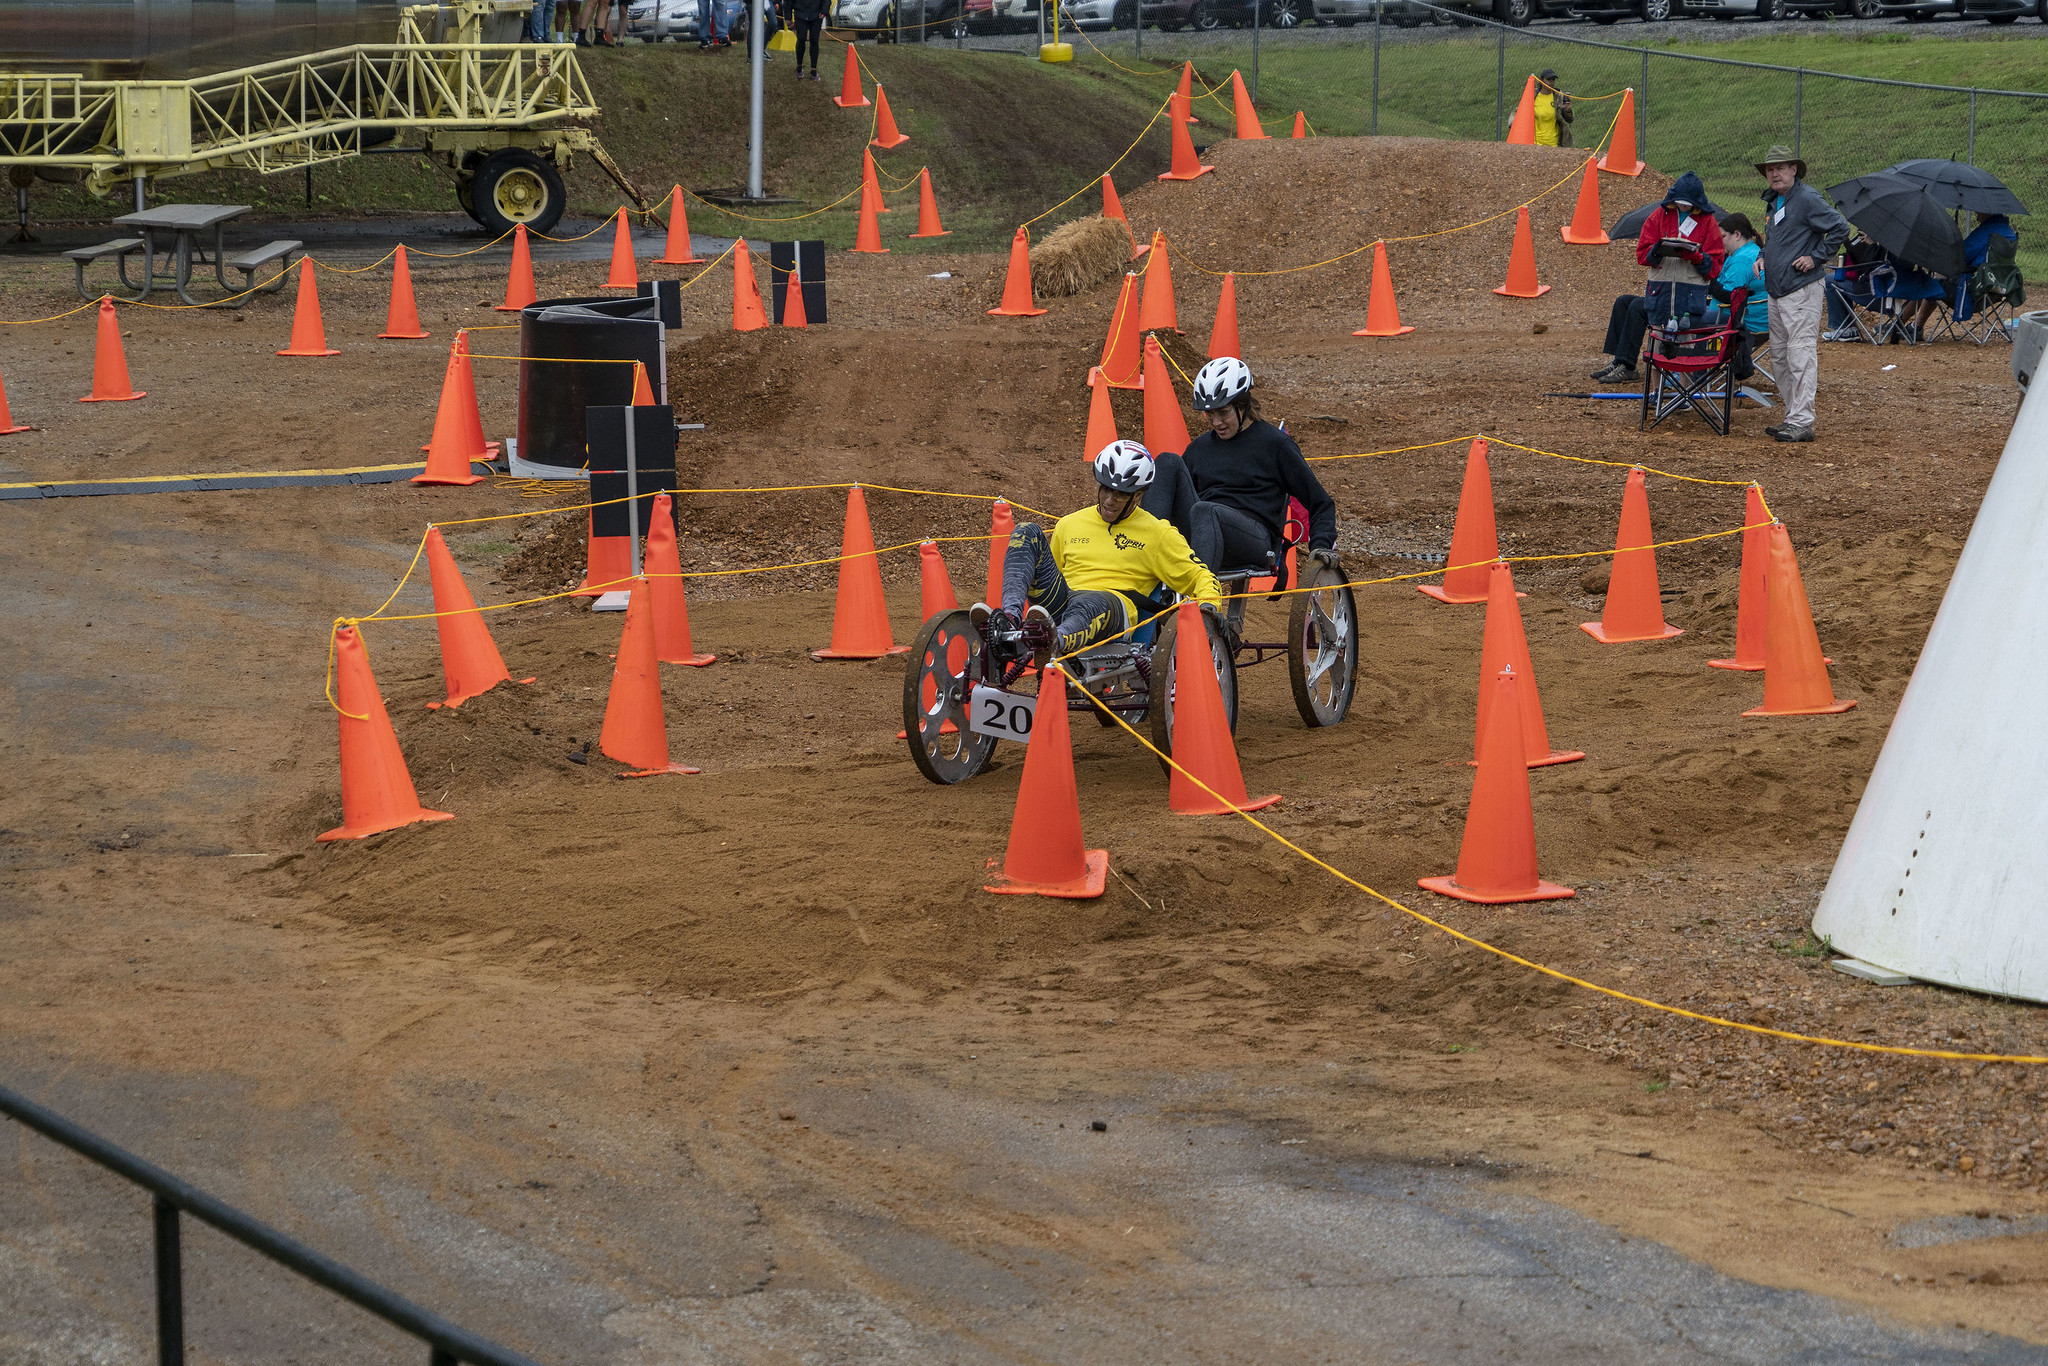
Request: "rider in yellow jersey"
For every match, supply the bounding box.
[972,441,1222,669]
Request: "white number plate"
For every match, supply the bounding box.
[969,685,1036,743]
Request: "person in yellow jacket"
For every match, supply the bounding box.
[1533,69,1573,149]
[972,440,1223,670]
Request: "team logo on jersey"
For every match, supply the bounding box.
[1112,531,1146,551]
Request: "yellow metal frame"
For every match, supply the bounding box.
[0,26,599,196]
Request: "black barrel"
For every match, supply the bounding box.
[515,295,666,472]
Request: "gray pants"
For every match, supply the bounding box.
[1769,278,1824,431]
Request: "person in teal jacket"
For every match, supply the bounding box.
[1709,213,1769,336]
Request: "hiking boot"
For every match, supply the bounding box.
[1772,425,1814,443]
[1763,422,1786,438]
[1023,604,1056,670]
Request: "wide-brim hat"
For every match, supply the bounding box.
[1755,144,1807,178]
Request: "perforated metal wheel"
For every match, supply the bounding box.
[904,610,998,785]
[1288,562,1358,727]
[1148,608,1239,774]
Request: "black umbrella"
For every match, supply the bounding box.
[1881,159,2028,217]
[1825,173,1967,279]
[1609,196,1724,245]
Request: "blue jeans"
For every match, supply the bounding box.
[526,0,556,38]
[698,0,730,40]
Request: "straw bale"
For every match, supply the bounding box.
[1025,214,1131,300]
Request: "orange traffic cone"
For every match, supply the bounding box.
[1228,70,1266,139]
[852,183,888,254]
[984,665,1108,898]
[600,580,701,776]
[1744,523,1856,717]
[1159,96,1215,182]
[657,186,704,264]
[732,237,768,331]
[1560,158,1610,245]
[276,261,340,357]
[604,210,636,288]
[1165,603,1281,815]
[421,526,529,708]
[452,331,497,459]
[1473,561,1582,769]
[984,499,1014,609]
[1492,206,1551,299]
[910,168,950,238]
[1418,438,1503,604]
[78,299,144,403]
[1083,370,1119,461]
[0,364,32,433]
[861,148,891,213]
[1138,231,1180,334]
[782,264,810,327]
[1175,62,1201,124]
[918,538,959,619]
[495,225,537,312]
[1710,486,1770,671]
[1352,242,1414,337]
[810,485,908,660]
[871,83,910,148]
[577,512,634,596]
[1419,664,1574,904]
[1506,74,1537,144]
[1207,272,1240,360]
[986,227,1047,317]
[1292,111,1307,138]
[646,492,715,666]
[317,625,456,842]
[413,336,486,486]
[1101,174,1146,260]
[831,42,869,108]
[1096,272,1144,390]
[1581,467,1683,643]
[1598,88,1643,176]
[380,244,431,338]
[1141,335,1192,457]
[631,359,657,406]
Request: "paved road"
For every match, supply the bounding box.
[4,1060,2040,1365]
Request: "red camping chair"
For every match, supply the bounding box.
[1641,288,1749,437]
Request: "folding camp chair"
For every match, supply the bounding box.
[1958,235,2025,346]
[1825,265,1898,346]
[1642,289,1749,436]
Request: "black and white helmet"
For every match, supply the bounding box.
[1092,439,1156,493]
[1190,356,1253,412]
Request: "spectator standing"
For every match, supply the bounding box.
[1533,70,1573,150]
[527,0,557,42]
[790,0,827,78]
[698,0,733,48]
[1591,171,1722,384]
[577,0,620,44]
[1756,145,1851,444]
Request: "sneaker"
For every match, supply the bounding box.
[1590,362,1622,381]
[1772,425,1814,443]
[809,69,821,80]
[1602,364,1636,384]
[576,30,591,44]
[969,602,993,633]
[1023,604,1056,669]
[1763,422,1786,438]
[1821,326,1854,342]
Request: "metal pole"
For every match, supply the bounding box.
[1371,0,1381,136]
[1252,0,1260,105]
[1498,27,1511,141]
[748,0,764,197]
[155,1197,184,1366]
[133,174,145,213]
[1792,69,1801,160]
[1639,47,1648,162]
[1037,0,1044,52]
[1968,88,1976,165]
[625,408,642,579]
[1135,0,1141,57]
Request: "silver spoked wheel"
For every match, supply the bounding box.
[1288,564,1358,727]
[904,610,998,785]
[1148,609,1239,775]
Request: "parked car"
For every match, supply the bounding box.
[1878,0,1958,17]
[626,0,746,41]
[1431,0,1575,24]
[1313,0,1460,23]
[1569,0,1679,21]
[1141,0,1311,23]
[830,0,966,36]
[1961,0,2044,20]
[1785,0,1886,15]
[1684,0,1791,16]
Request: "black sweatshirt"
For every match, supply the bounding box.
[1180,420,1339,552]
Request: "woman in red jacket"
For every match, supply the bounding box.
[1592,172,1725,384]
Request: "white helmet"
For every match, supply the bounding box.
[1191,356,1253,412]
[1092,439,1156,493]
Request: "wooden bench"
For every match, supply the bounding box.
[65,238,146,300]
[223,239,301,296]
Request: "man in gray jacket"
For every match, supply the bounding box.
[1757,144,1852,443]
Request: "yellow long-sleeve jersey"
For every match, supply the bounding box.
[1049,506,1222,607]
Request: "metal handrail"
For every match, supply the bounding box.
[0,1082,545,1366]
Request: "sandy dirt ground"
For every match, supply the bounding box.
[3,137,2046,1362]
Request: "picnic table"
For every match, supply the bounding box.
[65,204,301,308]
